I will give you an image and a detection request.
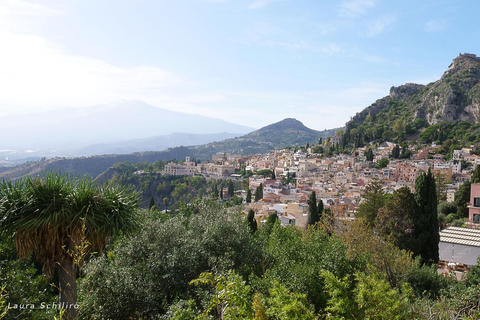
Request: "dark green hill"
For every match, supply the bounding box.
[0,147,195,180]
[344,53,480,146]
[191,118,338,159]
[248,118,322,142]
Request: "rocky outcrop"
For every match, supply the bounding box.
[348,53,480,128]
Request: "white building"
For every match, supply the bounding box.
[439,226,480,267]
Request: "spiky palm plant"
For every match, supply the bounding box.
[0,172,139,320]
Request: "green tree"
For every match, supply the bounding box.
[317,199,324,219]
[213,184,218,198]
[190,270,253,319]
[254,183,263,202]
[264,212,278,234]
[247,209,258,234]
[435,172,448,203]
[80,200,260,318]
[0,172,139,320]
[414,168,439,264]
[437,201,457,217]
[357,178,388,228]
[163,197,169,211]
[376,186,417,251]
[227,180,234,198]
[246,189,252,203]
[472,164,480,183]
[253,293,268,320]
[365,148,374,161]
[376,158,390,168]
[307,191,319,226]
[0,231,57,319]
[391,144,401,159]
[263,281,316,320]
[149,196,155,210]
[323,270,409,320]
[455,181,471,218]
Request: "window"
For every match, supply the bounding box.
[474,214,480,224]
[474,197,480,207]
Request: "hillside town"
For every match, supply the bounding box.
[160,140,480,273]
[162,141,479,229]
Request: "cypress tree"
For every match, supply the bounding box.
[366,148,374,161]
[247,209,257,234]
[254,183,263,202]
[455,181,471,218]
[472,164,480,183]
[317,199,324,219]
[308,191,319,226]
[148,197,155,210]
[246,189,252,203]
[392,145,400,159]
[414,168,439,264]
[227,180,234,198]
[265,212,278,234]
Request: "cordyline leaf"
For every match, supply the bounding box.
[0,171,139,276]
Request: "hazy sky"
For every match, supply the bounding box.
[0,0,478,131]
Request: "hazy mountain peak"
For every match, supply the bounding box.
[252,118,317,134]
[0,100,255,156]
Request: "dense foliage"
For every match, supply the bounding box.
[1,171,480,319]
[108,161,243,210]
[73,200,480,319]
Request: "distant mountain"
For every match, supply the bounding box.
[0,119,339,179]
[77,132,243,156]
[0,100,254,156]
[246,118,325,145]
[344,53,480,145]
[190,118,339,160]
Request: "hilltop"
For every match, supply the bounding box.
[190,118,338,160]
[344,53,480,146]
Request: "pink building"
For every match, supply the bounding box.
[468,183,480,225]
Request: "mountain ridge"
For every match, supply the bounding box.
[0,119,338,179]
[0,100,255,157]
[344,53,480,145]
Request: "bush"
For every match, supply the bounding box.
[451,218,465,227]
[446,213,458,224]
[405,262,447,298]
[79,201,260,319]
[437,201,457,216]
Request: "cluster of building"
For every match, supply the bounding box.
[162,143,480,229]
[162,142,480,267]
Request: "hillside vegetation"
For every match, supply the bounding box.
[343,54,480,148]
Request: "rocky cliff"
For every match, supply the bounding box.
[345,53,480,144]
[349,53,480,127]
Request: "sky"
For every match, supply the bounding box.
[0,0,479,131]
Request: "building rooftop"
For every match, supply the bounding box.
[439,226,480,247]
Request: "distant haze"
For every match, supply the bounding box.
[0,100,254,158]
